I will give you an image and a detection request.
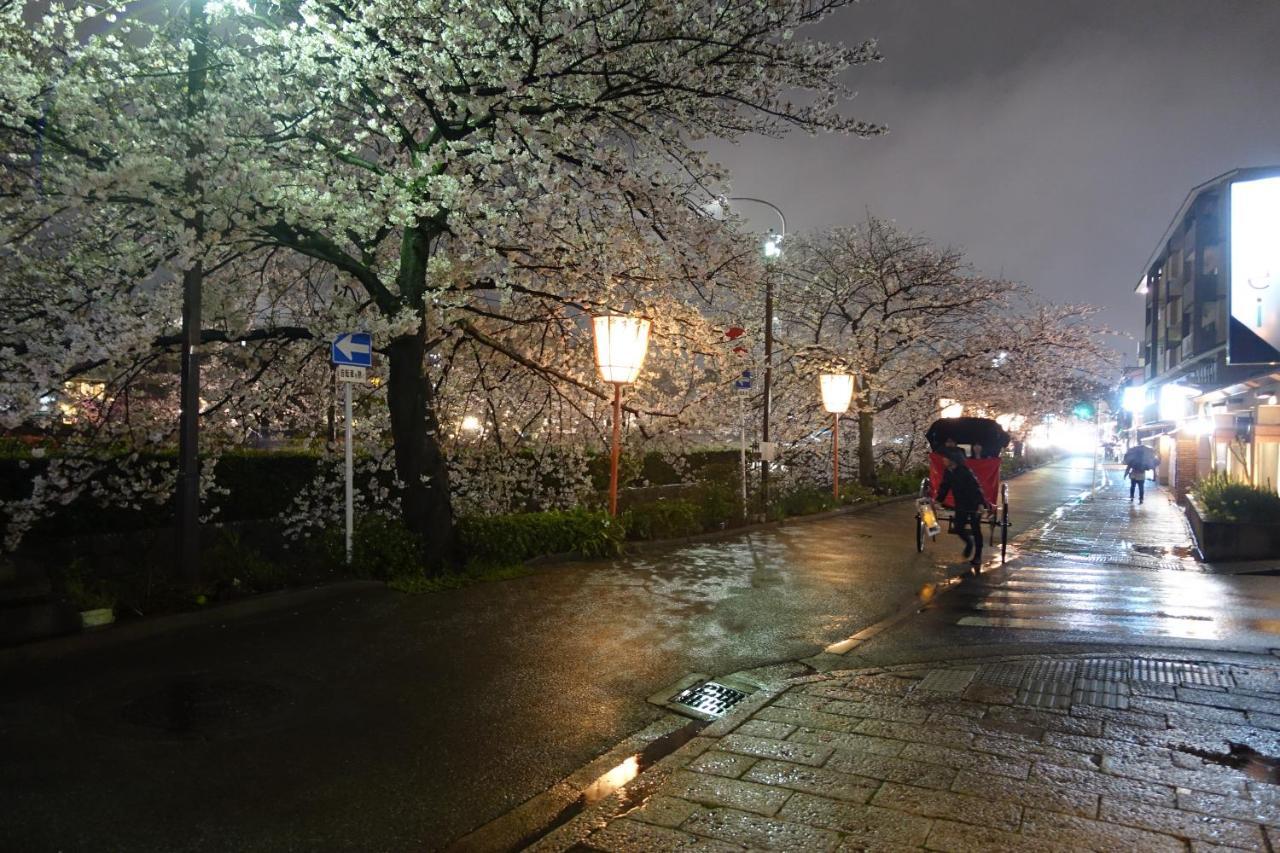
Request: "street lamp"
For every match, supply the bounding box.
[703,196,787,512]
[820,374,856,501]
[592,315,652,516]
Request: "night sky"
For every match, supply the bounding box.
[705,0,1280,353]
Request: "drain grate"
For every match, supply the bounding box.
[1132,660,1234,688]
[670,681,748,719]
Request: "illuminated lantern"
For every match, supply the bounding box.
[592,315,652,516]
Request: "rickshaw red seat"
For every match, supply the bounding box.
[928,453,1001,507]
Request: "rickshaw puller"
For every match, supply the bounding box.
[935,454,993,567]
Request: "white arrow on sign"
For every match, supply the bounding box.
[335,335,371,360]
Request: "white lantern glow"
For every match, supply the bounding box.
[819,373,856,414]
[592,316,652,385]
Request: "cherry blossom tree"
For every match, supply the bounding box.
[772,219,1116,485]
[0,1,884,569]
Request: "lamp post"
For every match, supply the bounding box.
[704,196,786,513]
[592,315,652,516]
[820,374,856,501]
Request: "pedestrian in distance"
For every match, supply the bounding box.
[934,454,992,568]
[1122,443,1155,504]
[1125,456,1148,503]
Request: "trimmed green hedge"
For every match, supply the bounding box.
[457,508,624,567]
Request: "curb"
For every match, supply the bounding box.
[0,579,385,671]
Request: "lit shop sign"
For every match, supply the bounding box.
[1229,176,1280,365]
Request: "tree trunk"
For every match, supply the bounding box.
[858,409,877,487]
[386,329,459,572]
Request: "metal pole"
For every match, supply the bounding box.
[344,379,353,564]
[739,391,748,519]
[177,0,209,585]
[832,412,840,501]
[716,199,785,517]
[609,383,623,516]
[761,271,773,512]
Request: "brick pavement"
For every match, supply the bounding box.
[530,466,1280,852]
[1015,465,1199,571]
[537,654,1280,852]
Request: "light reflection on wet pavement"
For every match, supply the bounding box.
[918,466,1280,651]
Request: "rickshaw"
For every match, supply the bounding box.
[915,417,1012,566]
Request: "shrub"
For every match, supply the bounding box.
[204,529,291,593]
[840,482,875,504]
[458,508,623,568]
[349,514,427,580]
[770,486,838,520]
[1194,472,1280,523]
[624,500,702,540]
[690,480,739,530]
[57,559,117,612]
[873,466,927,496]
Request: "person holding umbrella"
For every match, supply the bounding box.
[1123,443,1156,503]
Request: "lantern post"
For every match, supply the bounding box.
[592,316,652,516]
[820,374,856,501]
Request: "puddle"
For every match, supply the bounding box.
[1179,743,1280,785]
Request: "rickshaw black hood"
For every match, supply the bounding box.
[925,417,1011,458]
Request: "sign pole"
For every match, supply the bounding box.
[344,378,354,564]
[330,331,371,564]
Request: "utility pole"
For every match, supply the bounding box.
[177,0,209,584]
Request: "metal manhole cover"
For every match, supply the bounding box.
[670,681,748,719]
[1132,660,1234,688]
[121,677,293,737]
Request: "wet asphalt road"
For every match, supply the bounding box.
[1,460,1098,851]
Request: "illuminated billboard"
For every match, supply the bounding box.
[1229,176,1280,364]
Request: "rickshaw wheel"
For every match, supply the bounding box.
[915,516,924,552]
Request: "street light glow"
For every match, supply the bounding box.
[819,374,855,414]
[592,315,651,384]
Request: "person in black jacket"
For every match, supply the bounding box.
[935,454,992,567]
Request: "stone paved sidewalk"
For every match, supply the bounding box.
[1016,466,1200,572]
[536,653,1280,852]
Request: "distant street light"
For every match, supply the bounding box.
[592,315,652,516]
[820,374,856,501]
[702,196,787,513]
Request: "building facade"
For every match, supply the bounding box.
[1125,166,1280,498]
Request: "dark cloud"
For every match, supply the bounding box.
[705,0,1280,350]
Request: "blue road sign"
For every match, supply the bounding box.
[331,332,372,367]
[734,369,753,390]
